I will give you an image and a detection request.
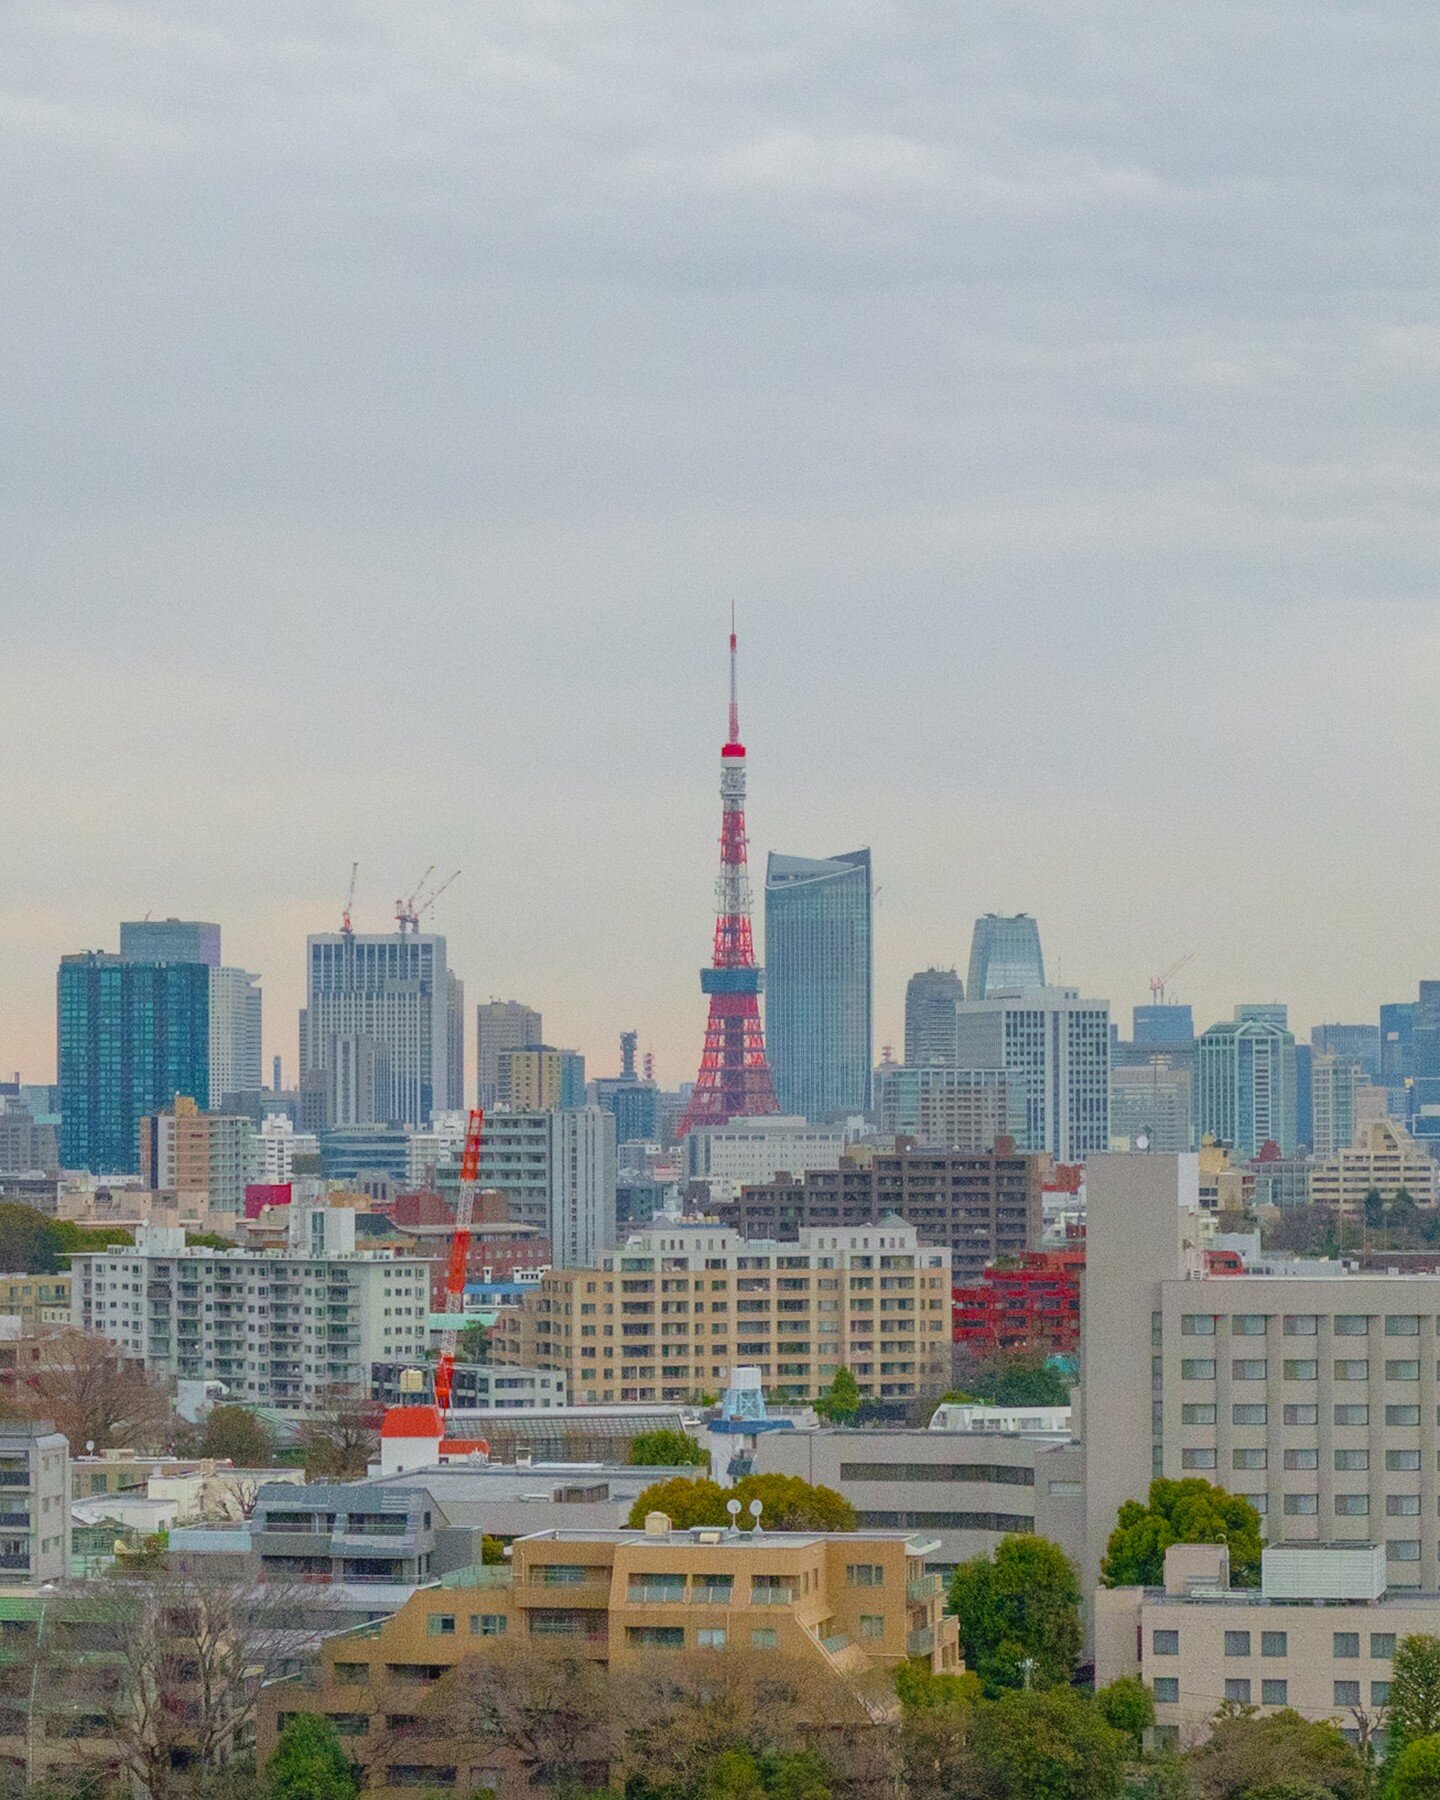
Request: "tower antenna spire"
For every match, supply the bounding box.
[728,602,740,747]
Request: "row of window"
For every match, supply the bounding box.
[1180,1403,1440,1428]
[1155,1629,1396,1658]
[1181,1360,1440,1382]
[1182,1447,1435,1479]
[1183,1314,1431,1336]
[1153,1677,1389,1708]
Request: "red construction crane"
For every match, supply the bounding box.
[340,862,358,937]
[1150,953,1194,1006]
[434,1107,484,1420]
[394,864,435,934]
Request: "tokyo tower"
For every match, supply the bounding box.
[677,618,780,1135]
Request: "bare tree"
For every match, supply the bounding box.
[429,1644,618,1791]
[13,1329,173,1453]
[297,1383,380,1479]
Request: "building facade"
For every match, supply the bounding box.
[476,1001,543,1110]
[208,966,263,1106]
[684,1116,847,1188]
[1196,1006,1298,1156]
[119,918,221,966]
[952,1247,1084,1356]
[492,1218,952,1405]
[496,1047,586,1112]
[0,1421,69,1585]
[70,1224,429,1411]
[58,952,211,1173]
[764,850,873,1121]
[953,986,1110,1161]
[966,914,1044,1000]
[1310,1050,1362,1157]
[874,1064,1021,1151]
[140,1095,255,1215]
[1109,1055,1193,1152]
[1307,1118,1437,1212]
[903,968,964,1067]
[480,1109,617,1270]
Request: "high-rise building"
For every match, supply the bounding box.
[208,966,263,1106]
[496,1046,586,1111]
[1196,1006,1298,1156]
[874,1064,1021,1151]
[323,1032,392,1127]
[1132,1004,1194,1051]
[139,1094,255,1215]
[679,623,779,1133]
[966,914,1044,1000]
[1381,1000,1418,1114]
[591,1033,660,1145]
[479,1108,617,1268]
[953,986,1110,1161]
[1311,1023,1381,1082]
[1109,1056,1193,1153]
[446,971,466,1110]
[475,1001,542,1110]
[764,849,873,1121]
[119,918,221,967]
[58,953,211,1173]
[1310,1050,1363,1157]
[0,1102,58,1175]
[300,932,454,1127]
[903,967,963,1067]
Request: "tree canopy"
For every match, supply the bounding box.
[1389,1637,1440,1765]
[947,1534,1082,1696]
[265,1712,358,1800]
[625,1473,856,1532]
[1391,1735,1440,1800]
[1101,1478,1263,1588]
[814,1367,861,1424]
[1184,1708,1365,1800]
[971,1687,1128,1800]
[198,1404,273,1466]
[628,1428,710,1468]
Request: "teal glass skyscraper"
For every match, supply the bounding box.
[967,913,1045,998]
[764,849,873,1121]
[58,952,211,1173]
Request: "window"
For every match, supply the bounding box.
[1225,1679,1252,1705]
[1182,1360,1216,1380]
[1388,1450,1422,1472]
[1335,1495,1370,1516]
[1284,1316,1318,1336]
[1388,1495,1421,1517]
[1244,1493,1269,1516]
[1334,1633,1360,1658]
[1232,1315,1266,1336]
[1334,1360,1369,1381]
[1335,1316,1370,1336]
[1182,1405,1217,1425]
[1285,1404,1318,1426]
[860,1615,884,1639]
[1224,1631,1251,1657]
[1373,1635,1397,1659]
[1373,1681,1392,1706]
[750,1629,777,1650]
[1233,1449,1267,1470]
[1390,1541,1423,1562]
[1388,1406,1421,1426]
[1285,1448,1319,1470]
[1335,1404,1369,1426]
[1387,1316,1421,1336]
[1284,1360,1318,1381]
[1233,1360,1267,1381]
[1335,1449,1369,1471]
[1153,1678,1179,1704]
[1153,1630,1179,1656]
[627,1627,685,1649]
[696,1628,727,1650]
[334,1663,369,1685]
[1233,1404,1267,1426]
[1182,1449,1216,1470]
[1182,1315,1216,1335]
[846,1564,884,1587]
[1261,1631,1287,1658]
[426,1616,456,1636]
[1262,1679,1288,1706]
[1387,1361,1421,1382]
[1284,1494,1318,1515]
[470,1616,506,1637]
[1334,1681,1361,1707]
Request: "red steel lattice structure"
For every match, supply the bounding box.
[677,621,779,1135]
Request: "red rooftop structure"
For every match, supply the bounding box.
[953,1247,1084,1355]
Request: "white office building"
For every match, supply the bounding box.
[483,1108,617,1269]
[954,985,1110,1160]
[257,1114,320,1184]
[685,1115,846,1189]
[208,967,263,1106]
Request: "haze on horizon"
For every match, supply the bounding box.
[4,0,1440,1090]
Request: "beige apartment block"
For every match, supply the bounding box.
[491,1218,951,1405]
[1308,1118,1436,1213]
[0,1272,69,1331]
[139,1094,255,1215]
[258,1519,960,1796]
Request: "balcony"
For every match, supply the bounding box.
[907,1626,934,1655]
[907,1574,943,1602]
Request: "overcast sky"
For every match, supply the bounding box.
[4,0,1440,1090]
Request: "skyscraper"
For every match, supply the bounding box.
[120,918,221,967]
[953,986,1110,1161]
[765,849,873,1121]
[1311,1049,1362,1156]
[966,914,1045,999]
[904,968,963,1066]
[208,966,263,1105]
[58,953,210,1172]
[1311,1022,1381,1081]
[446,971,466,1111]
[475,1001,542,1110]
[300,932,454,1128]
[1195,1006,1298,1156]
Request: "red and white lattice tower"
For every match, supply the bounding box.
[677,618,780,1135]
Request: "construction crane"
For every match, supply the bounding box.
[1150,953,1194,1006]
[340,862,359,937]
[394,865,435,934]
[434,1107,484,1421]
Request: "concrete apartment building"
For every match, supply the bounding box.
[873,1065,1021,1154]
[480,1108,617,1269]
[492,1218,952,1405]
[1308,1117,1436,1211]
[140,1094,255,1214]
[684,1116,847,1190]
[720,1148,1042,1285]
[0,1272,70,1330]
[258,1519,960,1796]
[0,1420,69,1584]
[70,1221,429,1411]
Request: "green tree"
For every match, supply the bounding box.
[0,1202,65,1273]
[1391,1736,1440,1800]
[199,1405,273,1466]
[814,1367,861,1425]
[186,1231,236,1250]
[1363,1187,1385,1231]
[628,1428,709,1468]
[971,1687,1127,1800]
[457,1322,490,1364]
[893,1664,984,1713]
[1093,1675,1155,1751]
[624,1473,856,1532]
[1185,1709,1365,1800]
[1101,1478,1263,1588]
[948,1534,1081,1696]
[265,1714,357,1800]
[987,1361,1071,1407]
[1388,1637,1440,1764]
[481,1535,506,1565]
[626,1475,730,1529]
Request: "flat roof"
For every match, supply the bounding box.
[519,1527,939,1550]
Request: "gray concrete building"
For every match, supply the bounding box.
[0,1420,69,1584]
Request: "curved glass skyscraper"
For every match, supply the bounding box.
[966,913,1045,998]
[764,849,873,1121]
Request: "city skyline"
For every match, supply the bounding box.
[6,4,1440,1093]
